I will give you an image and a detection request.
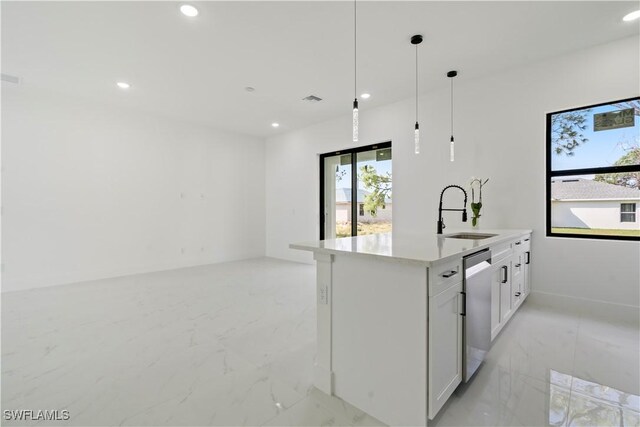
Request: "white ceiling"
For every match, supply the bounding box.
[2,1,639,137]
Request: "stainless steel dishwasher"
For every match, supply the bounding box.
[462,249,492,382]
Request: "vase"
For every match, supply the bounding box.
[472,217,480,229]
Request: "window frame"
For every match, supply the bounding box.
[620,203,636,223]
[319,141,392,240]
[546,96,640,241]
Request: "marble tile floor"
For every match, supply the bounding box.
[2,257,638,427]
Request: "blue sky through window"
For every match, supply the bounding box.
[335,154,392,193]
[551,103,640,171]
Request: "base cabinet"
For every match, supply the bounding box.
[491,257,513,340]
[296,230,533,426]
[428,281,463,420]
[512,253,524,308]
[490,234,532,342]
[523,249,531,296]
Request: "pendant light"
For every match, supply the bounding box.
[352,0,359,142]
[447,70,458,162]
[411,34,423,154]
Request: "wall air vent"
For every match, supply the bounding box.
[302,95,323,102]
[1,73,20,84]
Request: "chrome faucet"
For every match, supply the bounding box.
[437,185,468,234]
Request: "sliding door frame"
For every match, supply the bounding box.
[319,141,392,240]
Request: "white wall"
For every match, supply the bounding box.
[552,200,640,230]
[266,36,640,308]
[2,86,266,292]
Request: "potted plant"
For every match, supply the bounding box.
[469,178,489,228]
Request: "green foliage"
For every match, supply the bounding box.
[469,178,489,225]
[551,110,590,156]
[471,202,482,226]
[359,165,391,217]
[594,148,640,189]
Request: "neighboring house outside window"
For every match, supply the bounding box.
[334,188,392,223]
[621,203,637,222]
[550,178,640,236]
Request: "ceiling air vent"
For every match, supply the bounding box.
[1,73,20,84]
[302,95,322,103]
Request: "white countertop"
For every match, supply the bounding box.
[290,229,532,267]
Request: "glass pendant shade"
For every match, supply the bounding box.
[447,70,458,162]
[450,136,455,162]
[411,35,423,155]
[353,99,359,142]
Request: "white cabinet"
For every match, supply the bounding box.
[428,281,463,420]
[490,262,502,339]
[492,257,514,340]
[522,238,532,297]
[490,234,532,341]
[523,250,531,296]
[498,260,513,322]
[512,253,524,309]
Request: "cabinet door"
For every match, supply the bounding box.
[428,282,463,420]
[490,263,502,340]
[499,261,513,323]
[523,250,531,296]
[512,255,523,308]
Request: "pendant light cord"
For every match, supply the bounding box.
[415,45,418,122]
[354,0,357,99]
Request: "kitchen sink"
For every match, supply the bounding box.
[443,233,497,240]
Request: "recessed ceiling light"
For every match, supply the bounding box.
[271,123,280,128]
[180,4,199,17]
[361,93,371,99]
[116,82,131,89]
[623,10,640,21]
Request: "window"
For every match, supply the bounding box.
[621,203,636,223]
[546,97,640,241]
[320,142,392,239]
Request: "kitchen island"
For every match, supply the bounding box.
[290,229,532,426]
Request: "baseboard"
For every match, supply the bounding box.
[1,255,266,293]
[528,290,640,327]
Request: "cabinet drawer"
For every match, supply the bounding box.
[492,242,512,264]
[512,253,523,278]
[513,236,531,253]
[429,259,462,296]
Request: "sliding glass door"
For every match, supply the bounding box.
[320,142,392,239]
